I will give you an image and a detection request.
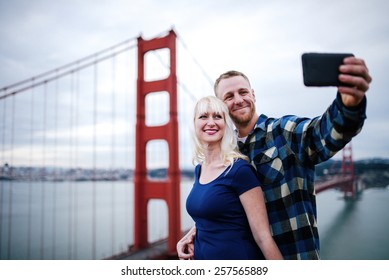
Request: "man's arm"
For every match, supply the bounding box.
[288,56,371,165]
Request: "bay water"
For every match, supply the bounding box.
[1,180,388,260]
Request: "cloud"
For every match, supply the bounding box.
[1,0,388,168]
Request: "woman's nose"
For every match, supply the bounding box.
[206,117,216,126]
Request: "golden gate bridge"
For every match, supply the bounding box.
[0,29,363,260]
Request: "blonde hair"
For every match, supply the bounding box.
[192,96,248,166]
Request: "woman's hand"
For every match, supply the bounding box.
[177,226,196,260]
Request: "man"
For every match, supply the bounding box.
[178,56,372,259]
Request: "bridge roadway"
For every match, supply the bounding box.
[108,238,179,260]
[315,175,354,194]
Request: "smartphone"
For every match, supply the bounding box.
[301,52,354,87]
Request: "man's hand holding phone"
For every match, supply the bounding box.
[338,56,372,107]
[302,52,372,107]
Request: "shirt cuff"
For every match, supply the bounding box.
[335,92,367,122]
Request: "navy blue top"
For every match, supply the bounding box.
[186,158,265,260]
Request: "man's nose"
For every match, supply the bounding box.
[234,94,244,104]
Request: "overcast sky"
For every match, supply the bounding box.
[1,0,388,167]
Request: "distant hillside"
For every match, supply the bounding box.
[3,158,388,186]
[153,158,389,189]
[315,158,389,188]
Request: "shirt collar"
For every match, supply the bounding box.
[248,114,268,137]
[236,114,268,143]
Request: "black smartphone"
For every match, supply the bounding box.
[301,53,354,87]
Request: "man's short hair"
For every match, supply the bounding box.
[214,70,251,95]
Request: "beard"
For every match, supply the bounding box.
[229,102,256,127]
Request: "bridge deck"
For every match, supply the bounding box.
[315,175,354,194]
[108,239,178,260]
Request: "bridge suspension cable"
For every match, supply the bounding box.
[0,37,138,100]
[175,30,214,87]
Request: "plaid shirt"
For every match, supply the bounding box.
[238,93,366,259]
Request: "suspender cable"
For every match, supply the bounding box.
[92,60,98,259]
[123,49,132,250]
[27,85,35,259]
[40,82,48,259]
[0,90,7,257]
[7,95,16,259]
[73,67,80,260]
[110,56,117,256]
[52,77,59,259]
[0,94,7,258]
[68,73,74,259]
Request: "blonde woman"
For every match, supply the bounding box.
[184,96,282,260]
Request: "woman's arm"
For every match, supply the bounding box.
[240,187,283,260]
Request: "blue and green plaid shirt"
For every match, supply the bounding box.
[238,93,367,259]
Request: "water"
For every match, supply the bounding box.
[0,180,194,260]
[317,187,389,260]
[1,180,388,260]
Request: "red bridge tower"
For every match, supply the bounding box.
[340,143,357,198]
[134,30,181,256]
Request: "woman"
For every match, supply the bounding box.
[184,96,282,260]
